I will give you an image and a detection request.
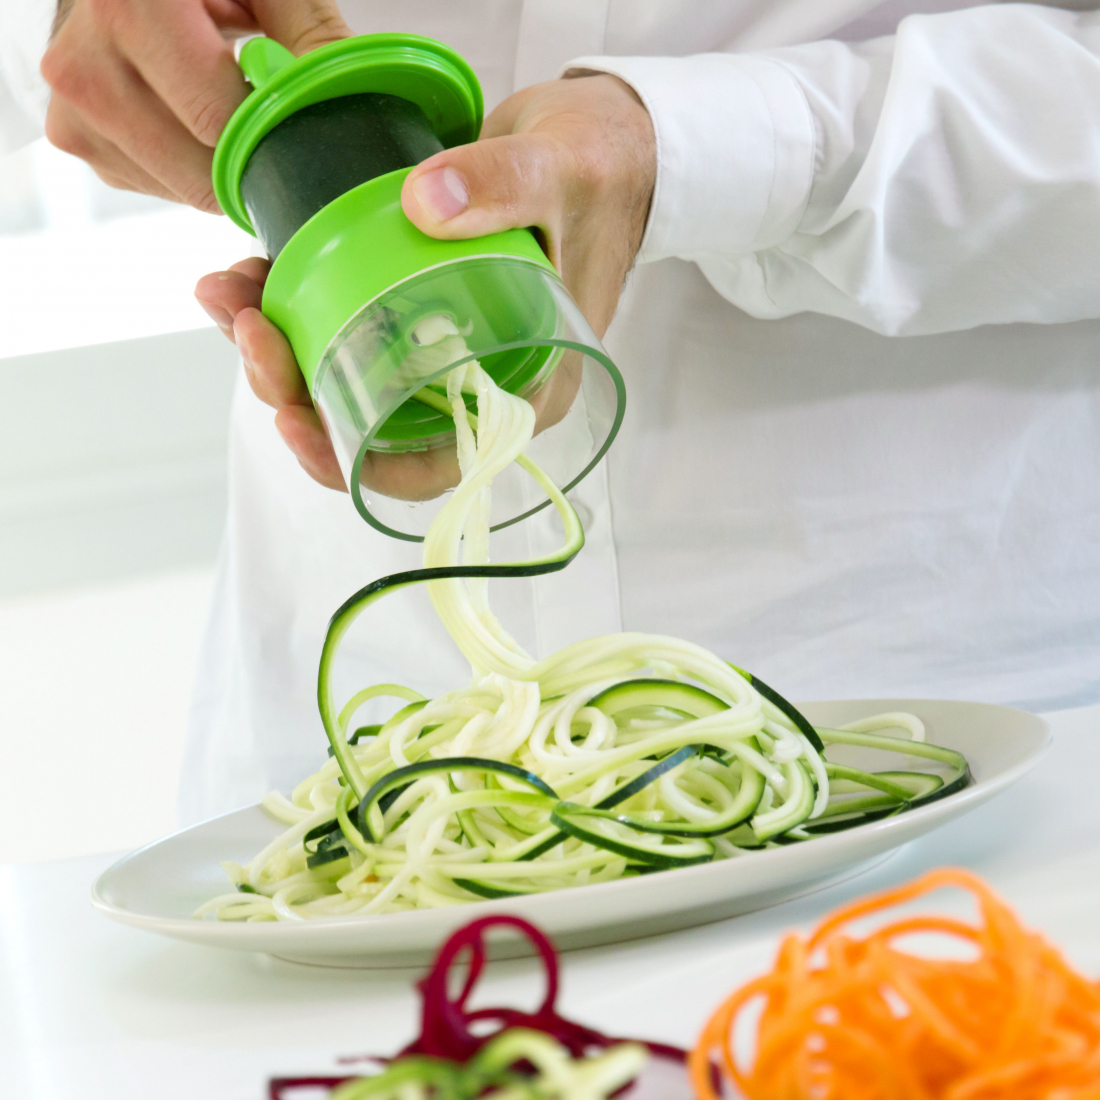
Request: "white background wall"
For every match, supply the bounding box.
[0,140,251,862]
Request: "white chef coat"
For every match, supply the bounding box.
[5,2,1100,823]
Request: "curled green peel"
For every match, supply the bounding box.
[319,447,584,801]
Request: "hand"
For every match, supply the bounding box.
[195,256,463,499]
[194,73,656,498]
[404,73,656,339]
[41,0,351,211]
[193,258,586,501]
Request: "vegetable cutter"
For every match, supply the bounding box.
[213,35,625,541]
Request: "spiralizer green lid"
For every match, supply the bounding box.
[213,34,483,237]
[213,34,625,542]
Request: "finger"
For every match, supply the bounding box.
[194,262,270,318]
[229,257,273,286]
[112,1,250,148]
[91,165,175,201]
[401,134,565,257]
[275,405,347,492]
[360,449,461,503]
[195,267,261,337]
[528,350,583,437]
[44,98,177,201]
[205,1,260,35]
[43,22,221,209]
[250,0,354,55]
[194,260,272,341]
[234,307,311,409]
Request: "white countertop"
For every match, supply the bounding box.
[3,703,1099,1100]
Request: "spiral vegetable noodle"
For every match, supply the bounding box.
[326,1030,648,1100]
[691,867,1100,1100]
[197,336,964,922]
[271,914,682,1099]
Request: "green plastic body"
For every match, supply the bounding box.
[212,33,626,541]
[240,92,444,257]
[213,34,482,235]
[262,167,554,392]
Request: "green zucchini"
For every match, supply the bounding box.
[354,757,558,841]
[550,803,715,867]
[824,764,919,802]
[752,760,816,840]
[557,746,767,839]
[590,678,730,721]
[817,727,970,803]
[730,666,826,753]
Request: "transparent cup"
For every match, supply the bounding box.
[312,255,625,541]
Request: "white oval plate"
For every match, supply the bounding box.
[93,699,1049,967]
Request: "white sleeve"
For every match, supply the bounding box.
[568,4,1100,336]
[0,0,54,155]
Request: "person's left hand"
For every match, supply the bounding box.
[196,73,656,497]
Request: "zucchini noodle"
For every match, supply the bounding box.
[327,1030,647,1100]
[199,329,969,922]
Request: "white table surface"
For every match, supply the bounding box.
[3,703,1099,1100]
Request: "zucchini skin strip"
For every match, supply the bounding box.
[732,666,826,754]
[320,563,578,801]
[549,804,716,868]
[561,744,768,839]
[792,731,971,836]
[817,727,971,801]
[452,877,545,900]
[319,451,584,802]
[353,757,558,841]
[824,764,916,802]
[598,745,702,809]
[590,679,729,719]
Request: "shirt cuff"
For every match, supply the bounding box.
[562,53,817,263]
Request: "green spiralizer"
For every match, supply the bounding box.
[213,34,625,541]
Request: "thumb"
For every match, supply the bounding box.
[250,0,353,55]
[401,135,566,263]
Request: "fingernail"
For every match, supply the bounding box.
[411,167,469,222]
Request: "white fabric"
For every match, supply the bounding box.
[567,53,818,259]
[586,4,1100,336]
[576,3,1100,336]
[0,0,52,154]
[5,0,1100,822]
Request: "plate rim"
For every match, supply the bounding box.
[91,698,1052,940]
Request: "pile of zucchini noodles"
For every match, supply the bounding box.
[198,329,969,922]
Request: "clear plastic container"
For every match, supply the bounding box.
[312,256,624,541]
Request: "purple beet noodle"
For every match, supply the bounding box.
[269,915,686,1097]
[400,915,686,1064]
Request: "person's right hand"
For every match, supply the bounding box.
[195,71,654,502]
[40,0,352,211]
